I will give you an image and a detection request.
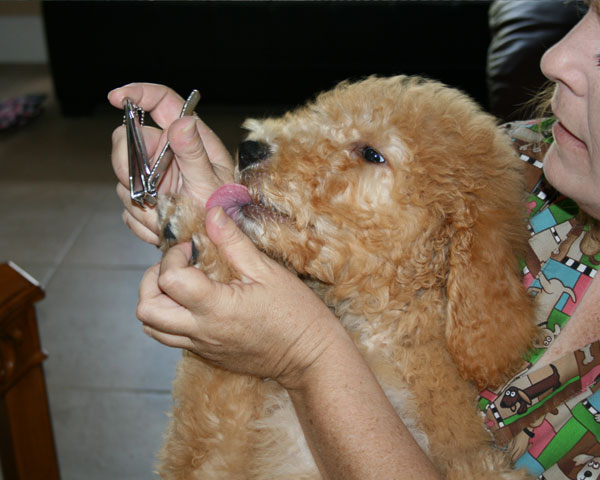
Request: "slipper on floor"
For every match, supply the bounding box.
[0,94,47,130]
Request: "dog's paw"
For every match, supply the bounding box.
[156,195,234,280]
[157,194,204,256]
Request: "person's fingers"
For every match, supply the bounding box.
[168,117,224,203]
[116,183,160,239]
[142,324,195,350]
[137,263,197,337]
[108,83,185,128]
[205,207,274,283]
[157,242,223,310]
[110,125,129,186]
[109,83,234,189]
[137,263,163,312]
[189,117,235,178]
[121,209,160,245]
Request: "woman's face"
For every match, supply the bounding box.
[541,6,600,219]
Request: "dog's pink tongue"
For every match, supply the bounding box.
[206,183,252,223]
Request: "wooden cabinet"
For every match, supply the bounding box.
[0,263,59,480]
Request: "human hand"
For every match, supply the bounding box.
[136,206,344,389]
[108,83,235,245]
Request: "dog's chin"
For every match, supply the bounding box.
[241,200,290,224]
[236,195,293,244]
[238,176,292,223]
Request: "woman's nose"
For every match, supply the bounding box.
[540,12,590,97]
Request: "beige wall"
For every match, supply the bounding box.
[0,1,46,63]
[0,1,41,15]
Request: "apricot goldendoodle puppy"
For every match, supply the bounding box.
[156,75,538,479]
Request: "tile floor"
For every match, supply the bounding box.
[0,64,270,479]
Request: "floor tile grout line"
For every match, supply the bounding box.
[43,209,95,287]
[54,262,158,271]
[41,265,58,288]
[48,384,173,395]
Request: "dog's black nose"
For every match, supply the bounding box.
[238,140,271,171]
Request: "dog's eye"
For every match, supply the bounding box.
[362,146,385,164]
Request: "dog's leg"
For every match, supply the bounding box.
[392,343,535,479]
[155,194,268,479]
[157,352,267,479]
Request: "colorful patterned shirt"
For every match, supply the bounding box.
[478,120,600,480]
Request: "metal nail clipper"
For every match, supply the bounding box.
[123,90,201,207]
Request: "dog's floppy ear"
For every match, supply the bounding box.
[445,201,536,390]
[573,454,595,466]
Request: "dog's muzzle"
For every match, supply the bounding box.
[238,140,271,171]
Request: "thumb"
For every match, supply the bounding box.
[168,116,221,201]
[205,207,270,282]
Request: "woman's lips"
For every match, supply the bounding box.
[553,120,587,151]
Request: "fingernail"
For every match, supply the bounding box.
[212,206,228,228]
[182,118,196,139]
[107,86,120,99]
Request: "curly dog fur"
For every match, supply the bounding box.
[155,75,538,479]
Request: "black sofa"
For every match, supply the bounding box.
[43,0,584,119]
[486,0,584,121]
[43,0,494,115]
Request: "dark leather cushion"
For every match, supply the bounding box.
[487,0,584,121]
